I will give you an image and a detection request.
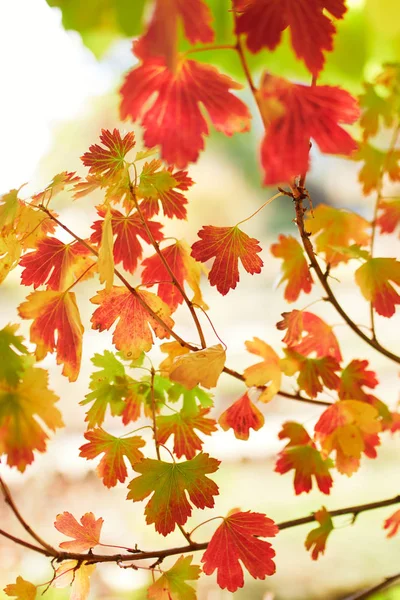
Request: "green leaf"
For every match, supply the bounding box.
[138,161,177,199]
[0,324,29,386]
[168,383,214,412]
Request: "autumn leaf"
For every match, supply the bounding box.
[243,338,281,403]
[148,555,201,600]
[168,345,226,390]
[19,237,94,291]
[0,233,21,283]
[235,0,347,76]
[339,360,378,402]
[0,188,21,230]
[91,286,174,360]
[354,143,400,195]
[218,392,264,440]
[315,400,381,475]
[127,452,220,535]
[81,129,135,179]
[305,507,334,560]
[281,350,340,398]
[52,561,95,600]
[31,171,80,205]
[18,291,84,382]
[79,427,145,487]
[277,310,342,361]
[142,240,208,311]
[167,382,214,409]
[54,511,103,552]
[384,510,400,538]
[4,576,36,600]
[359,83,394,140]
[306,204,370,267]
[122,374,172,424]
[0,365,63,472]
[90,206,163,274]
[0,323,29,386]
[191,225,263,295]
[275,422,333,495]
[377,199,400,235]
[138,161,193,220]
[355,257,400,317]
[201,511,278,592]
[16,204,57,250]
[97,205,115,291]
[159,341,191,375]
[270,235,313,302]
[259,74,359,184]
[157,405,216,459]
[120,57,251,168]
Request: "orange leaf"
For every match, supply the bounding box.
[277,310,342,361]
[18,291,83,382]
[270,235,313,302]
[384,509,400,538]
[191,225,263,295]
[377,199,400,235]
[219,392,264,440]
[138,164,193,220]
[201,511,278,592]
[243,338,281,402]
[81,129,135,179]
[90,286,174,360]
[157,406,216,459]
[168,345,226,390]
[79,428,146,488]
[281,350,340,398]
[54,512,104,552]
[355,257,400,317]
[354,143,400,195]
[159,341,191,375]
[148,555,200,600]
[339,360,378,401]
[305,507,333,560]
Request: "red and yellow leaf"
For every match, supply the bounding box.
[81,129,135,179]
[281,350,340,398]
[120,57,251,168]
[201,510,278,592]
[305,507,334,560]
[191,225,263,296]
[384,510,400,538]
[90,286,174,360]
[355,257,400,317]
[270,235,313,302]
[79,428,146,488]
[377,199,400,235]
[339,360,378,401]
[127,453,220,535]
[243,338,281,403]
[277,310,342,361]
[157,407,216,459]
[219,392,264,440]
[138,162,193,220]
[54,512,103,552]
[18,291,84,382]
[168,345,226,390]
[148,555,201,600]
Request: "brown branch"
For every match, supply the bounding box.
[342,572,400,600]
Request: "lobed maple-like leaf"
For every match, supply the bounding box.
[138,161,193,220]
[277,310,342,361]
[148,555,201,600]
[306,204,370,267]
[259,74,359,184]
[281,350,340,398]
[168,345,226,390]
[339,360,378,402]
[167,382,214,410]
[52,560,95,600]
[79,428,146,487]
[31,171,80,205]
[355,257,400,317]
[270,235,313,302]
[157,405,216,459]
[377,199,400,235]
[354,144,400,195]
[120,57,251,168]
[219,392,264,440]
[142,240,208,311]
[0,233,21,283]
[18,291,84,382]
[0,323,29,386]
[384,510,400,538]
[122,374,173,424]
[235,0,347,76]
[305,507,334,560]
[19,237,94,291]
[4,576,36,600]
[54,511,103,552]
[90,206,163,274]
[81,129,135,179]
[127,452,220,535]
[201,510,279,592]
[243,338,281,403]
[315,400,381,475]
[0,366,63,472]
[359,83,395,140]
[275,422,333,495]
[91,286,174,360]
[191,225,263,296]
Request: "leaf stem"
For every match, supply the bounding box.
[236,192,283,226]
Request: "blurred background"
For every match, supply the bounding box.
[1,0,400,598]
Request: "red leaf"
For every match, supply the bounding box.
[270,235,313,302]
[90,286,174,360]
[219,392,265,440]
[277,310,342,361]
[156,407,217,459]
[191,225,263,295]
[201,511,278,592]
[20,238,93,291]
[339,360,378,401]
[18,291,83,382]
[377,199,400,235]
[259,75,359,184]
[139,166,193,220]
[120,57,251,168]
[305,507,334,560]
[235,0,347,76]
[384,510,400,538]
[79,428,146,488]
[355,257,400,317]
[81,129,135,179]
[90,207,163,274]
[54,512,103,552]
[281,350,340,398]
[275,422,333,495]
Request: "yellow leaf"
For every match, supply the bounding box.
[180,240,209,310]
[98,205,114,291]
[159,341,191,376]
[52,561,96,600]
[243,338,281,402]
[4,576,36,600]
[169,344,226,389]
[0,233,21,283]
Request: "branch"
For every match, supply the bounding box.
[342,572,400,600]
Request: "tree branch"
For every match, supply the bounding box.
[342,572,400,600]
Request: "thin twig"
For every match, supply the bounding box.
[342,572,400,600]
